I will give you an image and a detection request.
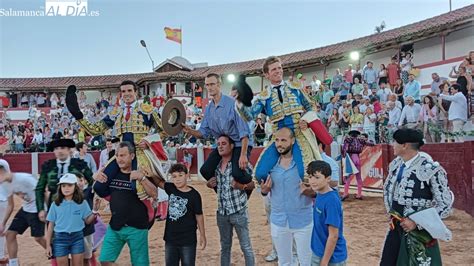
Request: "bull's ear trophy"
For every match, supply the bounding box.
[66,85,84,120]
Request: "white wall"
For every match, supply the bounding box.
[445,26,474,59]
[413,36,443,66]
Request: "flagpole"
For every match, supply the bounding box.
[180,25,183,57]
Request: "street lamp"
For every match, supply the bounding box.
[227,74,236,82]
[140,40,155,71]
[350,51,360,61]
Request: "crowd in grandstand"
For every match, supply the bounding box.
[0,51,473,155]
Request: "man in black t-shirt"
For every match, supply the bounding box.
[155,163,206,266]
[93,142,157,266]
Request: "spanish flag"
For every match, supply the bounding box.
[164,27,182,44]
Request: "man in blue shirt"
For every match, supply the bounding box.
[363,61,378,90]
[403,74,421,103]
[260,127,313,266]
[182,73,254,191]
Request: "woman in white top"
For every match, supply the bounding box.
[418,95,438,143]
[50,93,59,109]
[13,133,23,153]
[400,52,413,84]
[363,107,377,143]
[327,108,340,138]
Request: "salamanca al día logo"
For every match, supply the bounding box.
[46,0,90,16]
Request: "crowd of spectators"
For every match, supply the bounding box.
[0,52,473,155]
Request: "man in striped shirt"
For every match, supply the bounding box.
[207,135,255,266]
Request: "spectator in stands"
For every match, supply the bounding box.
[393,78,405,107]
[403,74,421,103]
[325,96,337,115]
[344,64,354,85]
[398,96,421,129]
[327,109,340,138]
[359,96,372,114]
[418,95,438,143]
[50,93,59,109]
[450,66,472,98]
[371,97,383,114]
[165,141,177,165]
[363,61,378,90]
[387,57,400,87]
[339,110,351,137]
[378,64,388,85]
[351,77,363,96]
[321,84,334,110]
[99,138,114,169]
[254,117,266,147]
[339,83,349,101]
[353,64,362,84]
[430,73,448,97]
[36,93,46,108]
[376,82,391,103]
[400,52,413,84]
[51,128,63,141]
[363,107,377,143]
[28,94,35,107]
[14,132,24,153]
[32,129,44,152]
[23,128,33,151]
[74,142,98,173]
[439,84,468,143]
[20,93,28,107]
[438,81,452,142]
[264,118,273,143]
[386,101,401,142]
[350,106,364,132]
[310,74,321,92]
[388,93,403,111]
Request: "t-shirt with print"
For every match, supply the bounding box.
[109,171,148,231]
[163,182,203,246]
[311,189,347,263]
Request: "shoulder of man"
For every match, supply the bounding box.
[415,156,446,181]
[388,157,403,173]
[108,106,121,117]
[138,102,154,115]
[41,159,57,170]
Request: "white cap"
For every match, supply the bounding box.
[58,173,78,184]
[0,159,10,173]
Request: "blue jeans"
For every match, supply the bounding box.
[165,243,196,266]
[53,231,84,257]
[216,208,255,266]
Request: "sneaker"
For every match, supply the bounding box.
[355,195,363,200]
[341,195,349,201]
[264,251,278,262]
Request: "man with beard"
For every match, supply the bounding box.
[260,127,314,266]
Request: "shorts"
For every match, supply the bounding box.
[83,234,94,259]
[53,231,84,257]
[8,208,45,237]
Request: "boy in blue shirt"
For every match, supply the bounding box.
[307,160,347,266]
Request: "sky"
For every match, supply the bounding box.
[0,0,472,78]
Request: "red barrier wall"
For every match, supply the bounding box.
[2,143,472,216]
[378,142,473,216]
[2,154,32,173]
